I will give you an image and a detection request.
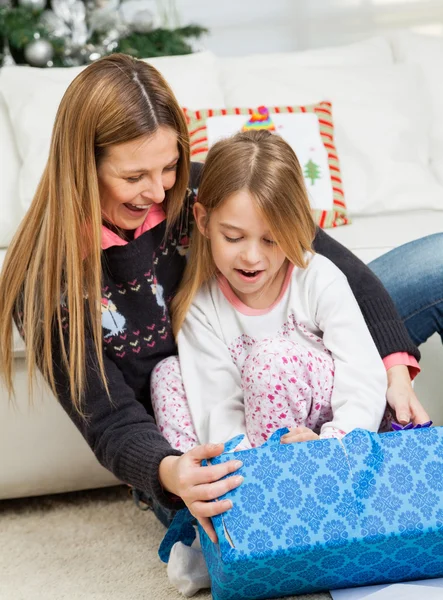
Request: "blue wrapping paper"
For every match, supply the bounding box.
[160,427,443,600]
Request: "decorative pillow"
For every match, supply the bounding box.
[183,102,348,229]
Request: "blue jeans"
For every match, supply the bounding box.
[369,233,443,346]
[130,488,176,528]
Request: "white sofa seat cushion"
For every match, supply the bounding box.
[327,210,443,264]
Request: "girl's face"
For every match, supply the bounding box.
[97,127,179,232]
[194,189,288,309]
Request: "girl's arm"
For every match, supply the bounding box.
[314,265,388,437]
[177,292,250,448]
[313,227,420,361]
[313,228,431,426]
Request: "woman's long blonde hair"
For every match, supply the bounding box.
[0,53,190,413]
[171,129,316,335]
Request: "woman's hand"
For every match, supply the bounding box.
[280,426,319,444]
[159,443,243,543]
[386,364,430,425]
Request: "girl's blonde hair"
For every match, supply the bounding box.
[172,129,316,335]
[0,53,190,413]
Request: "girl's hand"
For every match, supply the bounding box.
[159,444,243,543]
[280,426,319,444]
[386,365,430,425]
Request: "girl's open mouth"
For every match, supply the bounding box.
[235,269,263,282]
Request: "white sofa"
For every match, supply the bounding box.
[1,32,443,500]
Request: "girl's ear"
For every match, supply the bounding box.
[193,202,209,237]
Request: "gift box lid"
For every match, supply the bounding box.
[209,427,443,559]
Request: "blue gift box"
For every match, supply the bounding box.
[160,427,443,600]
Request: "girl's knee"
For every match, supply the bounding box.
[152,355,181,380]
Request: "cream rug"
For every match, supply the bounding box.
[0,485,332,600]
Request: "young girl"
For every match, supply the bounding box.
[151,129,388,455]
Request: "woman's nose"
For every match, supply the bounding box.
[142,177,165,204]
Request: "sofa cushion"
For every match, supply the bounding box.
[184,102,348,228]
[0,51,225,231]
[218,36,394,72]
[219,62,443,217]
[390,31,443,186]
[0,94,21,249]
[0,249,25,357]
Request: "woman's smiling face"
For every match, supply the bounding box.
[97,126,179,232]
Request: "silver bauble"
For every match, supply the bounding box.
[132,9,156,33]
[18,0,46,10]
[24,39,54,67]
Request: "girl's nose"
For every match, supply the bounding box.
[241,244,261,265]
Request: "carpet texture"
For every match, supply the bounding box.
[0,485,332,600]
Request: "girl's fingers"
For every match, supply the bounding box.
[281,430,318,443]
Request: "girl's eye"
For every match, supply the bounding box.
[126,175,142,183]
[165,164,178,171]
[224,235,242,243]
[264,239,277,245]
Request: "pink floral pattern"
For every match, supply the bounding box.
[151,327,336,450]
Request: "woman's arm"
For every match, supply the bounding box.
[313,227,420,361]
[52,333,185,510]
[53,327,244,531]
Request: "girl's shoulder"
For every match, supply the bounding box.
[296,252,348,290]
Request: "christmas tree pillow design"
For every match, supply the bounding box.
[183,102,348,229]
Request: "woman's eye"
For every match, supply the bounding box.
[224,235,242,243]
[165,164,178,172]
[126,175,142,183]
[264,239,277,246]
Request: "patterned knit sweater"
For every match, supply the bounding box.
[53,163,420,510]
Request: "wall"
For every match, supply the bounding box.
[175,0,443,56]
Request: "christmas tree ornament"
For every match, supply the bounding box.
[88,0,120,33]
[132,9,157,33]
[39,9,71,38]
[17,0,46,9]
[1,0,207,67]
[24,38,54,66]
[119,0,160,31]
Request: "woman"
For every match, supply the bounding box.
[370,233,443,349]
[0,53,428,542]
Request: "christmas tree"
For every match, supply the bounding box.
[304,159,321,185]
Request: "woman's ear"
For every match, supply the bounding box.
[193,202,209,237]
